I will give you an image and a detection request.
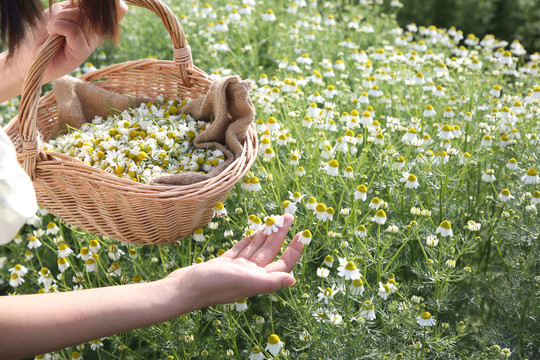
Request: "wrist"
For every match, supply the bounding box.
[154,267,200,319]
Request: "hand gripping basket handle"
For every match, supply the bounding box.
[18,0,192,180]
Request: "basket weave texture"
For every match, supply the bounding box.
[3,0,258,245]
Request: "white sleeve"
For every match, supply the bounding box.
[0,127,38,245]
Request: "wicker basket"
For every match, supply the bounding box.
[3,0,257,245]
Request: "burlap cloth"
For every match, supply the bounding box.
[52,75,255,186]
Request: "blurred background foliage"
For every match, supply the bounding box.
[393,0,540,54]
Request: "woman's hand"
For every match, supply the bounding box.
[164,214,304,311]
[17,0,128,85]
[0,1,128,103]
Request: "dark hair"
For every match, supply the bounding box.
[0,0,121,54]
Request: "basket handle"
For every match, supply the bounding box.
[18,0,192,180]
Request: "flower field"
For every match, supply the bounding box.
[1,0,539,359]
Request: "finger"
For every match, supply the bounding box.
[258,272,296,294]
[264,232,304,273]
[47,8,102,50]
[248,214,295,266]
[220,235,253,259]
[236,229,268,260]
[118,0,129,19]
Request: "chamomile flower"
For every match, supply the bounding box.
[265,334,283,355]
[350,278,365,295]
[436,220,453,237]
[482,169,496,182]
[402,173,420,189]
[235,298,248,312]
[355,225,367,237]
[354,184,368,201]
[361,300,376,320]
[498,189,514,202]
[282,200,297,214]
[46,222,60,235]
[192,228,205,242]
[249,347,264,360]
[378,282,393,300]
[369,197,382,209]
[314,203,327,220]
[506,158,519,170]
[108,244,125,261]
[426,235,439,247]
[28,236,42,249]
[417,312,436,327]
[522,168,539,184]
[57,257,70,273]
[262,9,276,22]
[260,215,285,235]
[9,264,28,277]
[57,244,73,258]
[299,230,313,245]
[317,285,338,304]
[373,209,387,225]
[213,202,227,218]
[324,159,339,176]
[532,191,540,205]
[317,267,330,278]
[337,258,361,280]
[438,124,454,139]
[9,273,24,287]
[306,197,317,210]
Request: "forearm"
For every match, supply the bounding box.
[0,272,192,360]
[0,51,25,103]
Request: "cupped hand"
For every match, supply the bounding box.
[166,214,304,310]
[16,0,128,85]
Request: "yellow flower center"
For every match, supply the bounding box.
[425,105,433,110]
[345,261,356,270]
[420,312,432,320]
[214,202,224,210]
[315,203,327,212]
[265,217,276,226]
[58,258,67,265]
[268,334,280,345]
[526,168,538,176]
[408,127,417,134]
[501,189,510,196]
[328,160,339,168]
[407,174,417,182]
[357,185,367,192]
[324,255,333,262]
[440,220,451,229]
[194,227,204,234]
[47,222,56,229]
[353,278,364,286]
[441,124,453,131]
[59,244,68,251]
[301,230,312,238]
[358,225,366,231]
[375,209,386,217]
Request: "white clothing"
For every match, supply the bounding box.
[0,127,38,244]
